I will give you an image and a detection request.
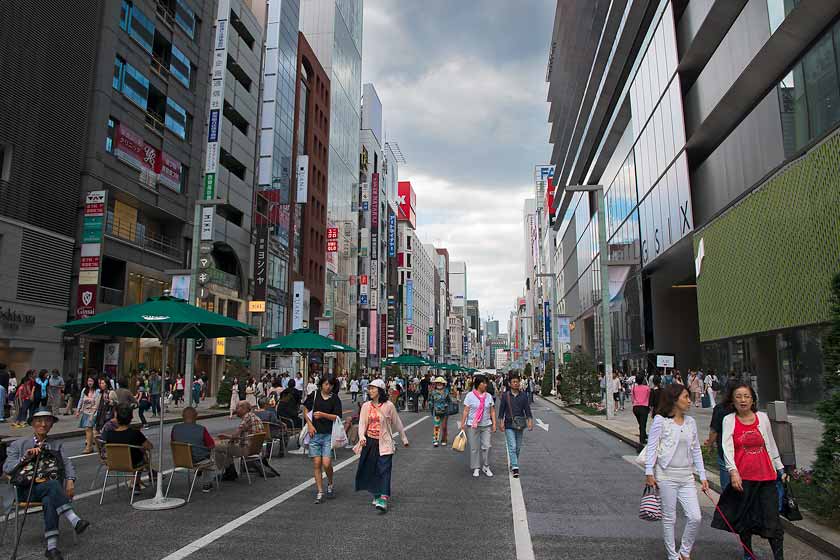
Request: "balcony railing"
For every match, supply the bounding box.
[145,112,165,136]
[208,268,240,291]
[155,1,175,28]
[105,217,183,261]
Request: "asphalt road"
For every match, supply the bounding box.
[2,397,832,560]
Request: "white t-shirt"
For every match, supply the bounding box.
[463,390,495,427]
[350,380,359,392]
[294,378,304,391]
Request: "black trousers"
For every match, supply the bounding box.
[632,405,649,444]
[741,532,784,560]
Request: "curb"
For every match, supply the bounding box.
[0,409,230,442]
[538,396,840,559]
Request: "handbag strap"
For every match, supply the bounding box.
[702,489,757,559]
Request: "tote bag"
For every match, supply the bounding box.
[331,418,349,448]
[452,430,467,452]
[639,485,663,521]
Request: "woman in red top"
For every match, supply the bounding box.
[712,383,785,559]
[12,370,35,427]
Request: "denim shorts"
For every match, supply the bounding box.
[309,432,333,458]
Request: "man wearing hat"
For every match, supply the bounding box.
[3,406,90,559]
[428,377,451,447]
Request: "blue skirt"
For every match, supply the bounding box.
[79,413,96,429]
[354,437,392,497]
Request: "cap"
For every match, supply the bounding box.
[370,379,386,391]
[434,377,447,384]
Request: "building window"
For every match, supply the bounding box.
[179,164,189,192]
[113,56,125,91]
[122,62,150,110]
[175,0,196,39]
[165,98,187,139]
[105,117,117,153]
[170,44,191,89]
[119,0,130,30]
[127,3,155,54]
[0,143,11,182]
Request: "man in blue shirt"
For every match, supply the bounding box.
[496,373,534,478]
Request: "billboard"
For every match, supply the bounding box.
[359,327,368,358]
[388,214,396,257]
[405,279,414,322]
[296,155,309,202]
[396,181,416,229]
[292,281,306,330]
[543,301,552,349]
[253,222,268,304]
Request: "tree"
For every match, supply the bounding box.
[541,356,555,396]
[215,360,250,407]
[813,271,840,517]
[557,350,599,406]
[386,364,402,381]
[351,358,361,380]
[523,362,532,381]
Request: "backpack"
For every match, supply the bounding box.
[432,391,449,415]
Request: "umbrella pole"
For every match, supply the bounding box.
[133,336,185,510]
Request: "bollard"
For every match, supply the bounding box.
[767,400,797,469]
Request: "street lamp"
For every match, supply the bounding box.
[564,185,613,420]
[536,272,559,389]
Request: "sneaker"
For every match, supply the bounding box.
[441,441,447,446]
[325,485,335,499]
[372,498,378,506]
[314,493,324,504]
[482,466,494,477]
[433,441,439,447]
[472,469,480,478]
[202,483,213,493]
[44,549,64,560]
[512,468,520,478]
[374,497,388,513]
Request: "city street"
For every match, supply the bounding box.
[4,398,831,560]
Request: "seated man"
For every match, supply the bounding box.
[102,405,153,488]
[171,407,216,492]
[3,407,90,560]
[276,382,302,430]
[254,397,281,439]
[214,402,264,480]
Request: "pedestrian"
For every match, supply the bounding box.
[135,384,152,428]
[428,376,451,447]
[63,375,78,415]
[75,377,101,453]
[460,374,497,478]
[704,386,735,489]
[303,376,342,504]
[149,370,162,417]
[645,384,708,560]
[711,382,786,559]
[599,373,607,402]
[419,374,430,409]
[13,370,34,428]
[93,377,113,434]
[350,377,359,402]
[229,378,240,419]
[360,376,369,402]
[610,371,621,414]
[704,371,719,407]
[355,378,409,513]
[192,377,202,405]
[47,369,64,414]
[688,370,702,407]
[33,369,50,416]
[496,372,533,478]
[173,373,186,406]
[3,407,91,559]
[631,374,651,444]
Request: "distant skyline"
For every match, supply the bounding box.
[361,0,555,323]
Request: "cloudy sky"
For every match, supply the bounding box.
[361,0,555,332]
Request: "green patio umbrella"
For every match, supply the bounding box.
[57,295,256,511]
[250,328,357,393]
[381,353,430,367]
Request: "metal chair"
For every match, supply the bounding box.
[99,443,152,505]
[279,416,304,454]
[166,442,218,503]
[235,433,267,485]
[262,422,288,460]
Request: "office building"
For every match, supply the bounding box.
[435,248,451,360]
[547,0,840,409]
[300,0,363,363]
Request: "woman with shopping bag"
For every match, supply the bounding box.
[460,374,497,478]
[711,382,786,559]
[303,376,343,504]
[644,384,708,560]
[355,379,408,513]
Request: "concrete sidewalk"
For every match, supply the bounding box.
[0,398,228,441]
[541,395,840,558]
[546,396,824,469]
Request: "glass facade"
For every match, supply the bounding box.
[778,19,840,157]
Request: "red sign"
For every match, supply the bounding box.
[327,227,339,240]
[359,275,368,286]
[396,181,416,229]
[85,203,104,217]
[80,256,100,270]
[326,239,338,252]
[114,123,160,173]
[158,151,181,191]
[75,284,97,319]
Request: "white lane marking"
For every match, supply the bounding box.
[535,419,549,432]
[160,415,429,560]
[506,436,536,560]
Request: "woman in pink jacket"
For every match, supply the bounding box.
[355,378,409,513]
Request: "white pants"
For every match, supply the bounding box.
[658,478,702,560]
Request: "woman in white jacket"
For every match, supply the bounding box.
[645,384,709,560]
[712,382,785,559]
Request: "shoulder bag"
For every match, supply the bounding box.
[506,392,528,431]
[780,480,803,521]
